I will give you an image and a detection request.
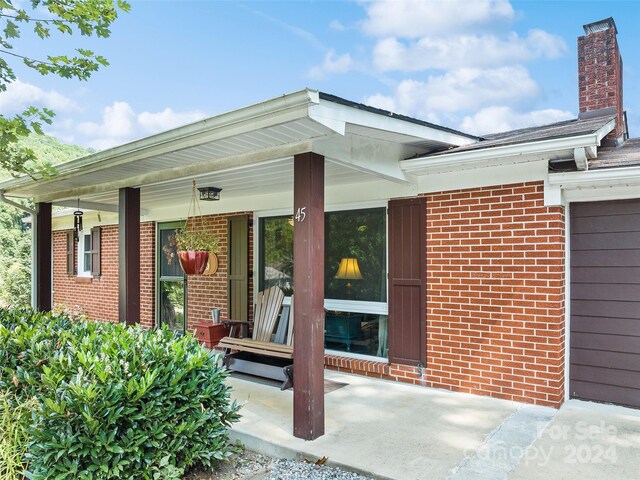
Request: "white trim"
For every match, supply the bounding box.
[544,176,564,206]
[401,123,615,176]
[564,202,571,403]
[325,299,388,315]
[77,232,92,277]
[316,134,411,184]
[311,99,475,147]
[549,166,640,203]
[416,160,548,194]
[325,349,389,364]
[325,199,388,212]
[549,165,640,187]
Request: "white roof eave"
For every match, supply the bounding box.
[549,165,640,203]
[400,132,605,175]
[310,100,475,146]
[549,164,640,188]
[0,89,321,197]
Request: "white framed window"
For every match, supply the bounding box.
[255,203,389,359]
[77,232,92,277]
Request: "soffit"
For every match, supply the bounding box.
[11,117,332,201]
[346,124,453,151]
[68,158,377,211]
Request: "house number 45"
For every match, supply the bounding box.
[295,207,306,223]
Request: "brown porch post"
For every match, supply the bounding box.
[34,202,52,312]
[293,152,325,440]
[118,187,140,325]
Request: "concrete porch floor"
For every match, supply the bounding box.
[227,371,640,480]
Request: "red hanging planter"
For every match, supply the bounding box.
[177,250,209,275]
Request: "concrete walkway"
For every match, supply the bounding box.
[227,371,640,480]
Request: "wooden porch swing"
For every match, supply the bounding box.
[218,286,294,389]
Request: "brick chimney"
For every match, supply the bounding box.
[578,17,627,145]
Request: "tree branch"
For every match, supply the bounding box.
[0,49,56,68]
[0,13,73,24]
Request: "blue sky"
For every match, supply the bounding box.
[2,0,639,150]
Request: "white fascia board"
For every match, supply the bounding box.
[315,134,413,184]
[549,165,640,188]
[0,89,319,196]
[417,160,548,194]
[550,166,640,203]
[595,118,617,143]
[401,133,602,175]
[310,100,475,147]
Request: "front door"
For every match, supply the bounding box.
[157,222,186,332]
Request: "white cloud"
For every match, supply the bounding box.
[363,66,540,117]
[351,1,572,136]
[138,108,206,133]
[72,101,207,150]
[308,50,354,79]
[460,106,574,135]
[0,79,79,113]
[362,93,398,113]
[362,0,515,38]
[373,30,566,72]
[77,101,135,139]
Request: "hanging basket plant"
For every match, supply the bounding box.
[176,181,221,275]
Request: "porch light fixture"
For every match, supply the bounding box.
[197,186,222,201]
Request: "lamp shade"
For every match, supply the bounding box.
[335,258,363,280]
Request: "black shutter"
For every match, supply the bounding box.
[388,198,426,366]
[91,227,101,277]
[66,231,76,275]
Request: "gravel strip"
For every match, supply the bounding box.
[264,458,373,480]
[184,450,375,480]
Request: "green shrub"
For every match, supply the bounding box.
[0,308,241,480]
[0,391,38,480]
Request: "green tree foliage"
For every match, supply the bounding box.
[0,0,129,177]
[0,203,30,307]
[0,134,92,307]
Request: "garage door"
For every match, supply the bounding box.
[570,199,640,408]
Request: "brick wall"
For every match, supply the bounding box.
[327,181,566,408]
[53,223,156,324]
[424,181,565,407]
[54,225,120,322]
[140,223,156,329]
[185,213,254,332]
[53,213,254,332]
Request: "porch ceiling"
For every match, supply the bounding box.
[76,158,378,211]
